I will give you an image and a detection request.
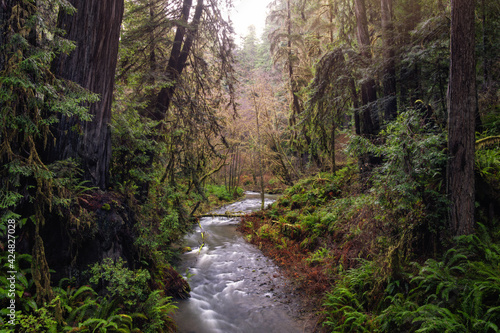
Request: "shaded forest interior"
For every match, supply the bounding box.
[0,0,499,332]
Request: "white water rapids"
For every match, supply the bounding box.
[174,192,305,333]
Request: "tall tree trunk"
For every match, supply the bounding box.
[353,0,380,172]
[331,123,336,173]
[380,0,397,121]
[480,0,489,87]
[257,106,265,210]
[350,77,361,135]
[287,0,301,127]
[328,0,334,44]
[354,0,378,135]
[50,0,124,189]
[149,0,157,84]
[154,0,204,120]
[399,1,421,106]
[251,90,265,209]
[447,0,476,236]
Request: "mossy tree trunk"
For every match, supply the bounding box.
[154,0,204,121]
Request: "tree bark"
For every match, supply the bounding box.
[350,78,361,135]
[353,0,380,172]
[447,0,476,236]
[399,1,421,106]
[252,91,266,210]
[286,0,301,127]
[380,0,397,121]
[353,0,378,135]
[149,0,157,84]
[50,0,124,189]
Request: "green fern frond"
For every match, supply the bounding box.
[413,304,466,332]
[79,317,107,330]
[129,312,148,320]
[67,299,99,323]
[70,286,97,303]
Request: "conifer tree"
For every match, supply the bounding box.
[447,0,476,235]
[50,0,125,189]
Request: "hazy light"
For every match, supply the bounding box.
[229,0,271,44]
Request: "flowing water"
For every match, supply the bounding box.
[174,192,305,333]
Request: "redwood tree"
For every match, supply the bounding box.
[50,0,125,189]
[354,0,378,136]
[380,0,397,121]
[447,0,476,235]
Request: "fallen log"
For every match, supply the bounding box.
[194,213,247,218]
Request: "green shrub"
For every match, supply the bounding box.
[15,305,58,333]
[205,184,243,201]
[88,258,150,307]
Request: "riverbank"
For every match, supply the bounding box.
[238,208,329,332]
[237,162,500,332]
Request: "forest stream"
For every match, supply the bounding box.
[174,192,306,333]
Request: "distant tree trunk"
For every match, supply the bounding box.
[353,0,380,172]
[331,123,336,173]
[447,0,476,236]
[50,0,124,189]
[154,0,203,120]
[399,1,421,106]
[251,90,265,209]
[256,107,265,210]
[287,0,301,127]
[354,0,378,135]
[149,0,157,84]
[380,0,397,121]
[350,78,361,135]
[480,0,489,87]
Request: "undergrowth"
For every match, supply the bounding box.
[238,105,500,332]
[0,254,178,332]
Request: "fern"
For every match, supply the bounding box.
[323,260,381,332]
[66,299,100,324]
[379,223,500,332]
[413,304,467,333]
[410,248,468,308]
[138,291,177,333]
[379,293,419,332]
